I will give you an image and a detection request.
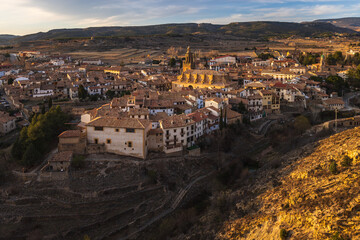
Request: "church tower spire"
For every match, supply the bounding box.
[182,46,195,73]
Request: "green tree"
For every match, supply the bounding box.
[7,78,14,85]
[237,102,248,114]
[4,53,10,58]
[326,51,345,65]
[105,90,115,100]
[169,58,176,67]
[309,76,323,82]
[348,64,360,89]
[219,108,224,131]
[293,115,311,134]
[325,75,348,96]
[41,104,46,114]
[280,229,288,240]
[341,155,352,167]
[78,85,88,100]
[257,53,274,60]
[12,106,70,166]
[329,160,338,175]
[21,143,42,167]
[89,94,99,101]
[299,53,319,66]
[48,98,53,109]
[71,155,86,169]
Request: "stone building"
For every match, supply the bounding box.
[0,111,16,135]
[159,114,195,154]
[86,117,151,159]
[46,151,73,172]
[172,47,236,90]
[58,130,86,154]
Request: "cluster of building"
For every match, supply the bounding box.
[1,46,354,161]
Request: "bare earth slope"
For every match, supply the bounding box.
[220,127,360,239]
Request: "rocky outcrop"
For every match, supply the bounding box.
[219,127,360,239]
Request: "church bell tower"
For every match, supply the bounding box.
[182,46,195,73]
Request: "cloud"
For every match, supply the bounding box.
[0,0,359,35]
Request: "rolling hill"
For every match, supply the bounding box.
[315,17,360,32]
[0,34,18,45]
[10,21,357,43]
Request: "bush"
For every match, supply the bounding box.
[293,115,311,134]
[341,155,352,167]
[71,155,86,169]
[11,106,70,167]
[280,228,288,240]
[329,160,338,175]
[21,143,42,167]
[145,169,158,184]
[330,232,344,240]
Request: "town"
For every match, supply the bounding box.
[1,39,360,239]
[3,0,360,237]
[1,45,360,159]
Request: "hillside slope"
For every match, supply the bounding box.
[12,21,356,43]
[0,34,18,45]
[219,127,360,239]
[315,17,360,32]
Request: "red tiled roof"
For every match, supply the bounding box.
[58,130,81,138]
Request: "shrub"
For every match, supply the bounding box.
[21,143,42,167]
[341,155,352,167]
[280,228,288,240]
[71,155,86,169]
[146,169,158,184]
[330,232,344,240]
[329,160,338,175]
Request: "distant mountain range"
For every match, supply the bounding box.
[315,17,360,32]
[0,20,358,45]
[0,34,18,45]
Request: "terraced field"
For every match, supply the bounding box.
[0,154,215,239]
[66,48,165,65]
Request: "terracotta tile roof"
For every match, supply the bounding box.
[245,81,266,89]
[226,107,242,120]
[188,111,207,122]
[128,108,150,116]
[58,130,81,138]
[0,111,16,124]
[248,94,263,100]
[206,97,223,104]
[149,128,163,134]
[49,151,73,162]
[160,114,194,129]
[149,112,169,121]
[86,117,150,129]
[323,98,345,105]
[261,90,273,95]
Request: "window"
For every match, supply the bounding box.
[106,139,111,144]
[126,128,135,133]
[94,138,98,144]
[127,141,133,147]
[115,128,119,132]
[94,126,103,131]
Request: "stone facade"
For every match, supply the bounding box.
[86,117,151,159]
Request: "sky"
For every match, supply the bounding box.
[1,0,360,35]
